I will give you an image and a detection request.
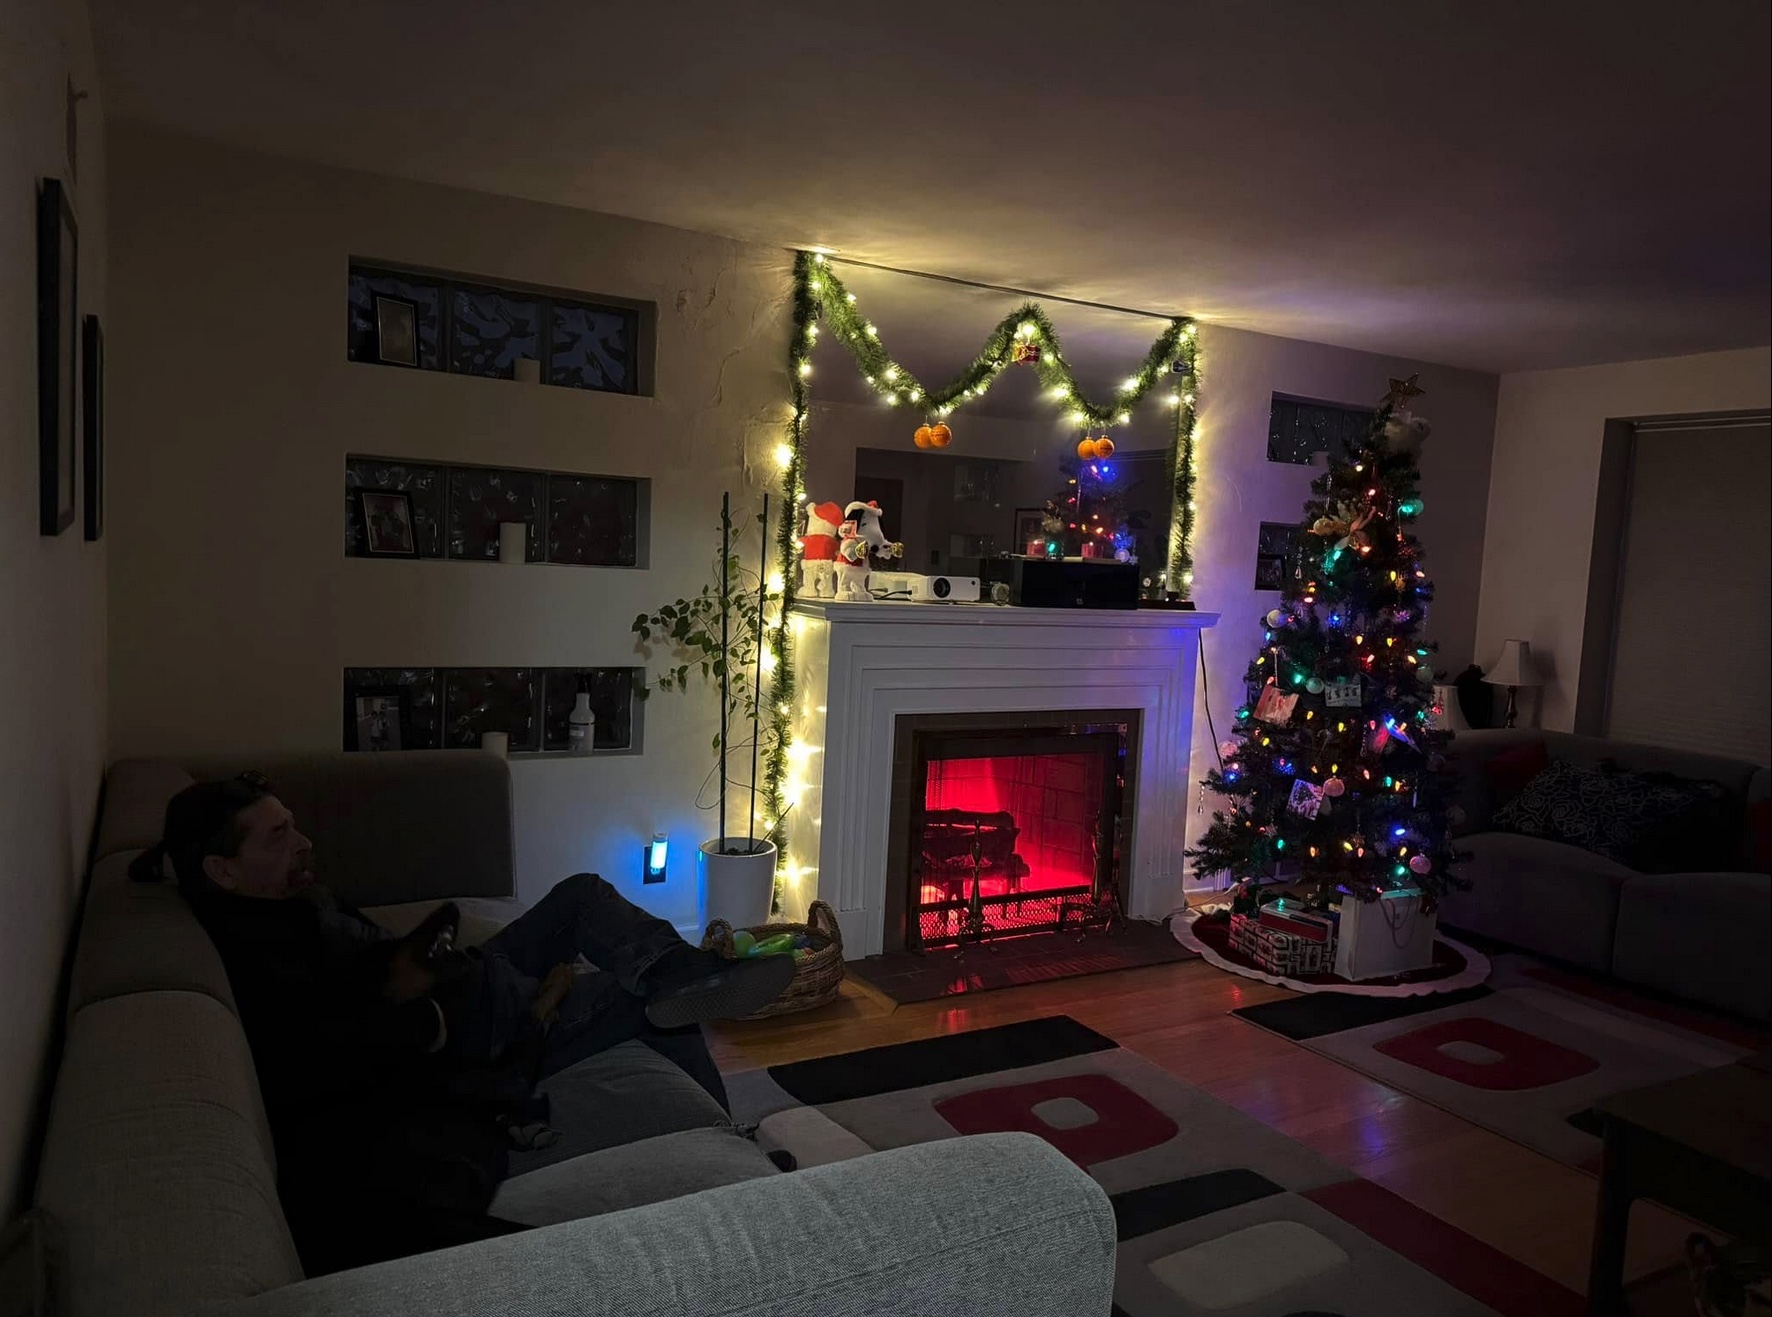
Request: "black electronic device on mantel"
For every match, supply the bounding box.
[1003,556,1141,609]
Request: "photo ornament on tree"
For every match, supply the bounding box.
[1324,677,1364,708]
[1254,681,1299,726]
[1287,779,1324,818]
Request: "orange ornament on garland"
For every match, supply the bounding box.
[929,423,952,448]
[1077,438,1099,459]
[1093,436,1115,458]
[913,425,934,449]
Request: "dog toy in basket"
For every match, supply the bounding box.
[701,900,845,1019]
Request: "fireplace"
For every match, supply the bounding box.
[884,711,1138,951]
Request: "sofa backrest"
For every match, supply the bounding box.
[35,750,518,1316]
[99,750,516,906]
[1449,729,1769,868]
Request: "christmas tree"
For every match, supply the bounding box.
[1040,444,1145,559]
[1189,378,1467,910]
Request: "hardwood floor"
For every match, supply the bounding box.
[708,957,1701,1299]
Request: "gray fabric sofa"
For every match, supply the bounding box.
[1439,730,1771,1020]
[31,751,1116,1317]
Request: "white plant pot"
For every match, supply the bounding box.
[1333,888,1438,981]
[699,838,777,931]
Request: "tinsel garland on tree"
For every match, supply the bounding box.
[1187,379,1469,908]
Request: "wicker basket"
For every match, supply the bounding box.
[700,900,845,1019]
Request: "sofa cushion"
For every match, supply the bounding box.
[1614,872,1772,1021]
[1483,738,1549,805]
[1494,760,1724,868]
[34,992,301,1317]
[67,857,237,1018]
[489,1127,778,1227]
[508,1039,735,1177]
[1436,831,1634,973]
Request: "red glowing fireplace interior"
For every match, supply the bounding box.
[908,726,1125,948]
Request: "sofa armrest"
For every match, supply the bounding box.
[213,1133,1116,1317]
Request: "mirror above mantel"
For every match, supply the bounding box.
[796,260,1193,584]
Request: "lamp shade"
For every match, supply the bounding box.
[1484,639,1542,688]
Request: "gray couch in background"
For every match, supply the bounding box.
[31,751,1116,1317]
[1439,729,1771,1021]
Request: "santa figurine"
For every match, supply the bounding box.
[835,500,903,601]
[799,500,844,598]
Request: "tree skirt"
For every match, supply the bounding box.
[1174,904,1490,997]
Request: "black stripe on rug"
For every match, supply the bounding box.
[1235,984,1493,1040]
[767,1015,1116,1105]
[1111,1168,1285,1241]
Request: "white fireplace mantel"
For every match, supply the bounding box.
[777,600,1218,959]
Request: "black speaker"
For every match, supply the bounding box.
[1006,557,1141,609]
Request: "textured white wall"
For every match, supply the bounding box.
[107,127,790,930]
[0,0,107,1212]
[1476,349,1771,730]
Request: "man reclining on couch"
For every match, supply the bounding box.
[130,771,794,1273]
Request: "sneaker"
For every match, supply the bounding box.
[643,948,797,1028]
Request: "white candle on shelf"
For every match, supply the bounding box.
[499,521,527,564]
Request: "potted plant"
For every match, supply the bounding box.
[633,493,781,928]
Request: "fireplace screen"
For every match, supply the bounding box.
[906,726,1127,949]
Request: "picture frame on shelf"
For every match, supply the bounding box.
[360,490,418,556]
[1013,507,1045,553]
[37,178,78,536]
[346,686,411,752]
[82,314,103,541]
[374,294,419,367]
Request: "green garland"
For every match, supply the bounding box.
[760,251,1202,906]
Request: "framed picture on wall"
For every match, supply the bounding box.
[83,314,103,541]
[347,687,411,752]
[37,178,78,536]
[360,490,418,556]
[374,294,419,367]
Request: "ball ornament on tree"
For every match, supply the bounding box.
[1416,666,1435,684]
[929,423,952,448]
[914,425,934,449]
[1321,776,1346,798]
[1077,438,1098,459]
[1305,677,1326,694]
[1093,436,1115,457]
[1408,854,1433,875]
[1266,609,1288,628]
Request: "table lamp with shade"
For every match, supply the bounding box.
[1483,639,1542,728]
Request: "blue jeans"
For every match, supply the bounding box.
[479,873,728,1111]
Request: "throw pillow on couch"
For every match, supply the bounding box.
[1493,759,1735,872]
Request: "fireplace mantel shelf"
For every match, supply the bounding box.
[791,600,1221,631]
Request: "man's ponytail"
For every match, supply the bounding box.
[128,842,170,883]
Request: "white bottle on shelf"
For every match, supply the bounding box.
[568,679,595,756]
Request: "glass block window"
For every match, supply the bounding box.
[1255,521,1303,590]
[348,269,445,370]
[1267,396,1374,465]
[347,455,642,568]
[444,668,540,752]
[450,285,541,379]
[348,263,643,395]
[448,467,545,561]
[344,667,638,755]
[345,458,446,558]
[541,668,636,751]
[547,474,638,567]
[550,299,639,393]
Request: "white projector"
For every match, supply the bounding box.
[868,572,982,603]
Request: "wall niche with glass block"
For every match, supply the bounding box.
[346,455,644,568]
[1267,394,1375,466]
[348,262,650,396]
[343,667,641,756]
